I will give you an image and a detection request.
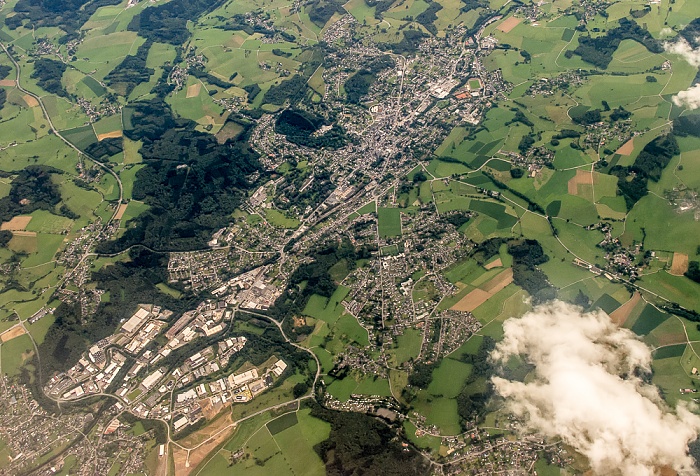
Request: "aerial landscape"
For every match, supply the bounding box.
[0,0,698,474]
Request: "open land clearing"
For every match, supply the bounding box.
[173,412,235,476]
[451,268,513,312]
[615,138,634,155]
[0,326,26,343]
[1,216,32,230]
[96,130,123,141]
[186,83,202,98]
[199,397,230,420]
[609,292,641,326]
[669,253,689,276]
[484,258,502,270]
[567,169,593,196]
[497,17,521,33]
[215,121,244,144]
[114,203,128,220]
[22,94,38,107]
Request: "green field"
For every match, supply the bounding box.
[631,304,670,336]
[356,201,376,215]
[61,125,98,151]
[377,207,402,237]
[92,114,123,136]
[25,210,73,234]
[265,209,300,229]
[155,283,182,299]
[303,287,350,324]
[390,328,423,365]
[427,358,472,398]
[1,334,33,377]
[201,408,329,476]
[591,293,621,315]
[267,412,299,435]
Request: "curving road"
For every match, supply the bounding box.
[0,41,127,410]
[0,42,124,224]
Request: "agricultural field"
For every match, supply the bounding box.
[199,407,329,476]
[0,334,34,377]
[0,0,697,475]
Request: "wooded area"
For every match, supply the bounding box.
[98,100,260,252]
[310,402,430,476]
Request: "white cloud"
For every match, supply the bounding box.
[673,84,700,110]
[660,28,675,38]
[665,37,700,68]
[491,301,700,476]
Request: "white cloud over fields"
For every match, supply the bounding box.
[673,84,700,110]
[491,301,700,476]
[664,36,700,68]
[666,37,700,68]
[665,37,700,109]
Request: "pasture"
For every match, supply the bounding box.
[652,353,698,406]
[1,334,33,377]
[344,0,377,24]
[22,234,65,267]
[637,272,700,313]
[630,304,670,336]
[427,358,472,398]
[72,31,146,81]
[93,114,123,138]
[390,328,423,365]
[625,194,700,257]
[166,76,225,130]
[61,125,98,151]
[403,420,442,452]
[302,286,350,325]
[25,210,73,234]
[8,231,37,254]
[413,396,461,435]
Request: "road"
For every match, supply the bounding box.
[238,309,322,394]
[0,42,124,223]
[127,306,323,471]
[0,43,127,386]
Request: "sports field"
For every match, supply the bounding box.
[377,207,401,237]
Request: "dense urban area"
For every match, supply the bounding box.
[0,0,698,475]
